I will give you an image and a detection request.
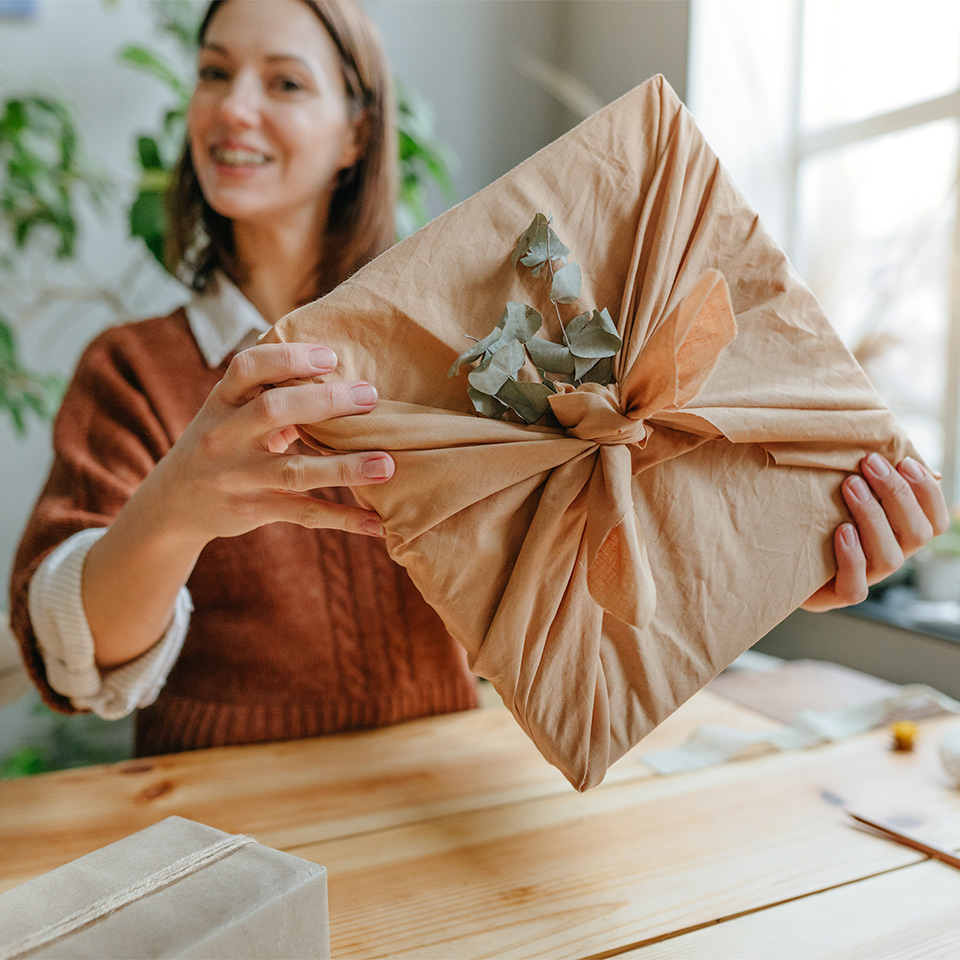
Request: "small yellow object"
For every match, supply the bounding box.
[890,720,918,752]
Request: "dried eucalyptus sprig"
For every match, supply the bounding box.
[448,212,621,424]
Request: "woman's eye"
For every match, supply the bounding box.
[198,64,229,83]
[274,76,304,94]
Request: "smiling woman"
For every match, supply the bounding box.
[8,0,478,759]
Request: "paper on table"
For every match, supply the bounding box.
[263,76,918,790]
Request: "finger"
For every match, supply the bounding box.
[831,523,869,606]
[859,453,934,556]
[897,456,950,537]
[242,380,379,441]
[267,494,386,537]
[216,343,338,406]
[800,524,869,612]
[842,472,905,583]
[270,451,395,493]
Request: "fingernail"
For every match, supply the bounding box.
[839,523,857,548]
[900,456,925,482]
[309,347,337,370]
[361,456,392,480]
[361,518,385,537]
[349,382,378,406]
[865,453,890,477]
[846,476,870,502]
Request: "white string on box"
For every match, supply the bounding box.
[0,833,256,960]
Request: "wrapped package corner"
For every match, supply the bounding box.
[0,816,329,959]
[261,74,919,791]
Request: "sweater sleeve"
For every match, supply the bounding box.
[28,527,193,719]
[8,323,183,714]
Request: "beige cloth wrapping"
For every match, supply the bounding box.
[264,76,917,790]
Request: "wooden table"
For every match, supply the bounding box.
[2,685,960,959]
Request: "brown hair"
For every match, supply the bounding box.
[166,0,397,302]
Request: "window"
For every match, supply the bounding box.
[689,0,960,503]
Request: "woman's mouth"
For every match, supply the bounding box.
[210,146,271,167]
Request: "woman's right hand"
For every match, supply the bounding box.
[145,341,394,547]
[83,342,393,668]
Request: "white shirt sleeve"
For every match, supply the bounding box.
[27,528,193,720]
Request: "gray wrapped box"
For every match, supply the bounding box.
[0,816,329,959]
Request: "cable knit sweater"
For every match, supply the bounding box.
[9,309,478,756]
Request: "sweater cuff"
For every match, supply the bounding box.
[27,528,193,719]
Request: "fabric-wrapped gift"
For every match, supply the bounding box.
[0,817,328,959]
[262,75,918,791]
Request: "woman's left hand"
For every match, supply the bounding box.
[801,454,950,612]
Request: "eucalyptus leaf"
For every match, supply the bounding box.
[568,307,622,359]
[521,225,570,269]
[579,354,615,384]
[574,354,601,381]
[447,325,504,376]
[550,261,581,303]
[496,378,554,424]
[525,335,575,375]
[511,212,548,266]
[467,338,525,393]
[498,301,543,343]
[467,386,507,419]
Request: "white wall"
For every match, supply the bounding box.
[0,0,689,592]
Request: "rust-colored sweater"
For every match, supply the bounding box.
[9,310,478,756]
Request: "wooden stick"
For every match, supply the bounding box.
[845,808,960,871]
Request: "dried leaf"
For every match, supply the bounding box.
[578,354,615,384]
[499,301,543,343]
[468,385,507,419]
[467,338,525,393]
[519,214,570,270]
[496,378,554,424]
[511,212,549,266]
[447,326,504,376]
[550,261,581,303]
[525,335,575,375]
[568,307,622,359]
[448,302,542,376]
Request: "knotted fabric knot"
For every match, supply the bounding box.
[555,271,738,631]
[549,383,652,447]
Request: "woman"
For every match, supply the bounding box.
[9,0,479,756]
[9,0,947,757]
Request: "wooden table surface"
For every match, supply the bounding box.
[2,685,960,959]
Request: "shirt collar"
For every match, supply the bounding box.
[185,273,271,368]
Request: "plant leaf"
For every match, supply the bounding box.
[578,354,615,384]
[447,326,504,377]
[550,261,581,303]
[467,386,507,419]
[496,378,555,424]
[511,212,548,265]
[525,336,575,375]
[467,338,525,394]
[498,301,543,343]
[568,307,622,359]
[518,214,570,270]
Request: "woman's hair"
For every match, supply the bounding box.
[166,0,397,302]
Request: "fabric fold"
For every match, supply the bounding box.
[263,76,918,790]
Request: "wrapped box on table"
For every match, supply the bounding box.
[0,816,328,960]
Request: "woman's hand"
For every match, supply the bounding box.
[801,454,950,612]
[145,341,394,548]
[84,342,393,667]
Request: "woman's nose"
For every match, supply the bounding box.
[218,74,260,127]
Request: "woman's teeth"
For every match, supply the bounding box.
[212,147,269,166]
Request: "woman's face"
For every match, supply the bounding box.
[188,0,360,231]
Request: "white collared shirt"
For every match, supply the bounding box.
[28,276,267,718]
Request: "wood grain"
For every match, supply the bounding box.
[290,715,960,960]
[0,689,768,894]
[627,860,960,959]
